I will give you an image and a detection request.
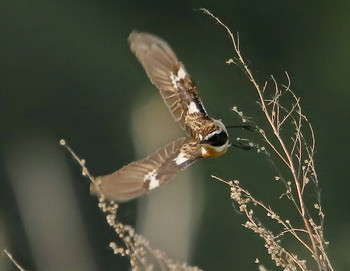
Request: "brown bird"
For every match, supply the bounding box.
[91,31,229,202]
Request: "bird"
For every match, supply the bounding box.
[90,31,229,202]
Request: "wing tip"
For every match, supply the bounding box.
[128,30,140,44]
[128,31,175,58]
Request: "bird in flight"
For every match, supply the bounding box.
[91,31,229,202]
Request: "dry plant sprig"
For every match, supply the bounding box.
[202,8,334,271]
[60,139,202,271]
[4,249,27,271]
[212,176,308,271]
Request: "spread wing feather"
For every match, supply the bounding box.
[91,137,202,202]
[128,31,207,135]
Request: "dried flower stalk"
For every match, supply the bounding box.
[202,8,334,271]
[4,249,27,271]
[60,139,202,271]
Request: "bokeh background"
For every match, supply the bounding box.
[1,1,350,270]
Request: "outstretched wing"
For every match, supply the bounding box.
[128,31,208,135]
[91,137,202,202]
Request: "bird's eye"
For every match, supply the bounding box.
[207,131,228,146]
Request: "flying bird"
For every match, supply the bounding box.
[90,31,229,202]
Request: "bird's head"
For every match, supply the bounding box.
[200,119,229,158]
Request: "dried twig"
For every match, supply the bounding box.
[4,249,27,271]
[60,139,202,271]
[203,8,334,271]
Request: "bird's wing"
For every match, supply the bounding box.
[128,31,208,136]
[91,137,202,202]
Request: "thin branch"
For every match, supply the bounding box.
[4,250,27,271]
[59,139,96,184]
[203,9,334,271]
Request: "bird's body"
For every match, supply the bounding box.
[91,31,229,202]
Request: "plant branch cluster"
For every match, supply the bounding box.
[60,140,201,271]
[202,8,334,271]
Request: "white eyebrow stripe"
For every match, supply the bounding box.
[204,129,223,140]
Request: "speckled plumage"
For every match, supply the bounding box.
[90,32,229,202]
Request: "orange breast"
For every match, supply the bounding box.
[202,144,228,158]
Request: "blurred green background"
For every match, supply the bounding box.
[1,0,350,270]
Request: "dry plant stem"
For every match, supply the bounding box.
[4,249,27,271]
[59,139,97,185]
[60,139,202,271]
[59,140,139,267]
[212,176,308,270]
[212,175,312,254]
[202,8,334,271]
